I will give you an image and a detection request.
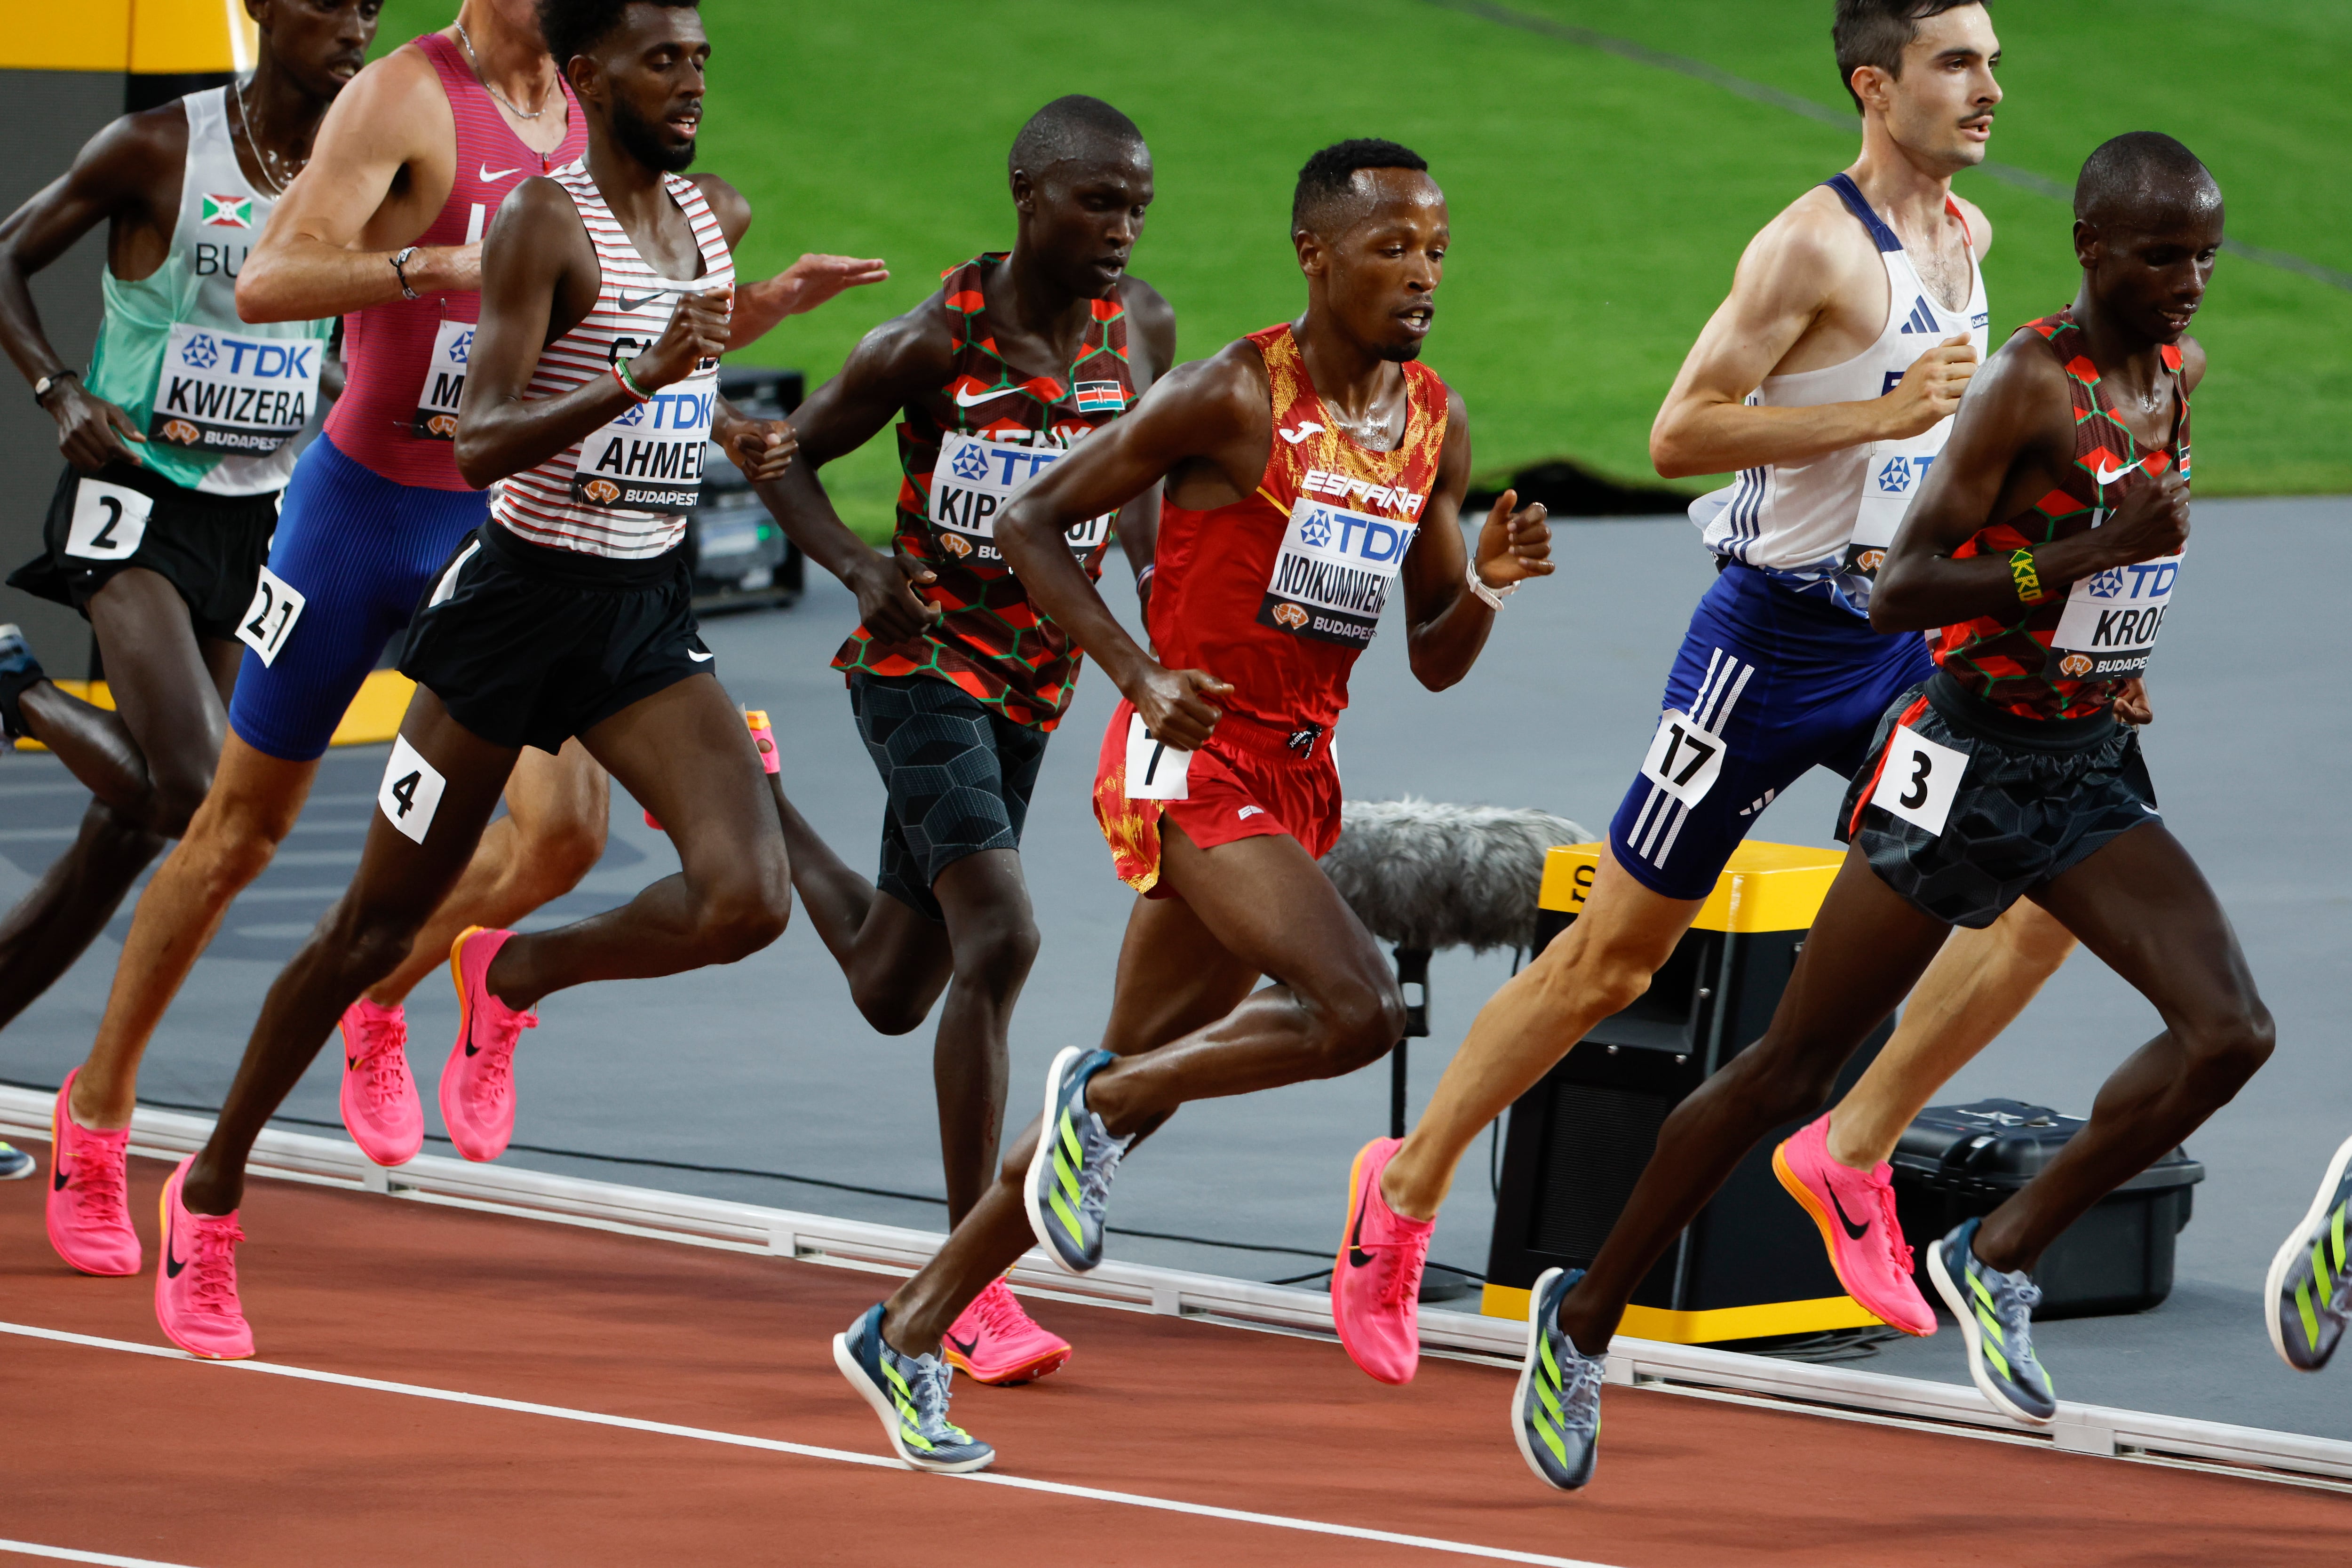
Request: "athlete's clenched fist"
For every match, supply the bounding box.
[635,284,734,389]
[2097,462,2190,565]
[1882,333,1979,438]
[1472,486,1554,594]
[715,408,796,483]
[1129,664,1234,753]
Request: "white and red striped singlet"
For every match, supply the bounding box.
[489,162,732,559]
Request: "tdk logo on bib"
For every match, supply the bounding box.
[1259,500,1418,646]
[149,323,318,454]
[1876,454,1933,494]
[2050,555,2180,679]
[929,432,1109,563]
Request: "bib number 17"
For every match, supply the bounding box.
[1638,709,1727,808]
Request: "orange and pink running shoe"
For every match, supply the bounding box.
[47,1069,140,1276]
[339,996,422,1167]
[1772,1113,1936,1337]
[154,1157,253,1360]
[1332,1136,1435,1385]
[440,926,537,1163]
[943,1277,1073,1385]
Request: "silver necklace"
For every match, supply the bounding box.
[233,74,302,198]
[455,20,552,120]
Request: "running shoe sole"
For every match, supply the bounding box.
[943,1341,1070,1386]
[1770,1138,1932,1338]
[831,1331,995,1474]
[1510,1266,1565,1485]
[1021,1045,1089,1274]
[1926,1235,2052,1427]
[2265,1131,2352,1372]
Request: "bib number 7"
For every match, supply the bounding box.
[1123,710,1193,801]
[1638,708,1727,809]
[1868,724,1967,837]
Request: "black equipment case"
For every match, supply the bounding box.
[1891,1099,2203,1318]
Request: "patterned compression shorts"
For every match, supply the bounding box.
[1838,671,2161,929]
[849,671,1049,923]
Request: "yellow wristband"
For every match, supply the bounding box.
[2008,547,2048,606]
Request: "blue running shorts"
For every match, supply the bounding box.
[1608,562,1936,901]
[228,432,489,762]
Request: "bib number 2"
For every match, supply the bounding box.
[1122,711,1192,801]
[64,479,153,561]
[235,566,306,667]
[1638,709,1727,808]
[1869,724,1967,837]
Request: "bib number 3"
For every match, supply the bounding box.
[376,735,448,846]
[235,566,306,667]
[1123,711,1193,801]
[1869,724,1967,838]
[1638,709,1727,808]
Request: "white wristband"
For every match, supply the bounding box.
[1466,554,1516,610]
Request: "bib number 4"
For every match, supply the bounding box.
[376,735,448,846]
[1869,724,1967,838]
[1638,709,1727,808]
[235,566,306,667]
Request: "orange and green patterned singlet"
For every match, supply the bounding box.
[830,253,1136,731]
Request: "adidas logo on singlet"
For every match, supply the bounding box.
[1899,297,1939,334]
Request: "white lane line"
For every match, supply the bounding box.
[4,1321,1618,1568]
[0,1542,206,1568]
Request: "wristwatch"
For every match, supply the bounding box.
[32,369,76,407]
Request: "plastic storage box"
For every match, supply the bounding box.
[1891,1098,2203,1318]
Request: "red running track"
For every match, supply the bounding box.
[2,1143,2344,1567]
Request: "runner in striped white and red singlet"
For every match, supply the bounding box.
[152,0,808,1361]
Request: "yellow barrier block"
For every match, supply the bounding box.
[2,2,131,72]
[11,669,413,752]
[0,0,247,73]
[1478,1284,1883,1345]
[132,0,256,74]
[1537,838,1845,935]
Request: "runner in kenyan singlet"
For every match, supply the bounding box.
[831,252,1137,729]
[1094,321,1450,894]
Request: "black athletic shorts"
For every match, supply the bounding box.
[8,462,277,642]
[849,671,1049,922]
[1837,670,2160,929]
[399,523,712,755]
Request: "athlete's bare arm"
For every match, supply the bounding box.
[995,342,1276,748]
[725,253,889,351]
[1871,332,2203,633]
[1650,189,1985,478]
[1390,387,1552,690]
[0,105,187,469]
[236,44,474,322]
[452,177,730,488]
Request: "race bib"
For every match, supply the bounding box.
[1122,711,1192,801]
[376,735,447,845]
[413,318,476,439]
[1257,498,1418,647]
[572,368,714,513]
[1870,724,1967,837]
[148,322,319,456]
[64,479,153,560]
[235,565,306,667]
[1844,431,1949,577]
[2048,554,2180,683]
[1638,708,1728,808]
[930,432,1110,567]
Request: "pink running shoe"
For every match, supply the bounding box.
[46,1069,140,1276]
[1773,1114,1936,1337]
[154,1157,253,1360]
[339,996,423,1167]
[1332,1137,1435,1385]
[440,926,536,1163]
[943,1277,1073,1385]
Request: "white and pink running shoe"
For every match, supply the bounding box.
[440,926,536,1163]
[46,1068,139,1277]
[943,1277,1073,1385]
[339,996,423,1167]
[1773,1113,1937,1337]
[1332,1136,1436,1385]
[154,1157,253,1360]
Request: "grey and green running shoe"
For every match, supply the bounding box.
[832,1303,995,1474]
[1513,1266,1602,1491]
[1023,1045,1132,1274]
[0,624,46,742]
[2266,1132,2352,1372]
[1927,1217,2056,1425]
[0,1140,32,1180]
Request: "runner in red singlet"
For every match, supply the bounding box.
[1503,135,2273,1489]
[830,140,1552,1474]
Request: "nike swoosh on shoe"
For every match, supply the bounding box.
[1828,1186,1875,1242]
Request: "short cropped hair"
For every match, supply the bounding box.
[2074,132,2219,226]
[1008,95,1145,176]
[1832,0,1987,113]
[538,0,699,74]
[1291,138,1430,237]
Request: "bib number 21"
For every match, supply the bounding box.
[1868,724,1967,838]
[235,566,307,668]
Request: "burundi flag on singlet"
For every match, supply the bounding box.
[201,193,253,229]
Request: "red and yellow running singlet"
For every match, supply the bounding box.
[830,254,1135,730]
[1935,312,2190,721]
